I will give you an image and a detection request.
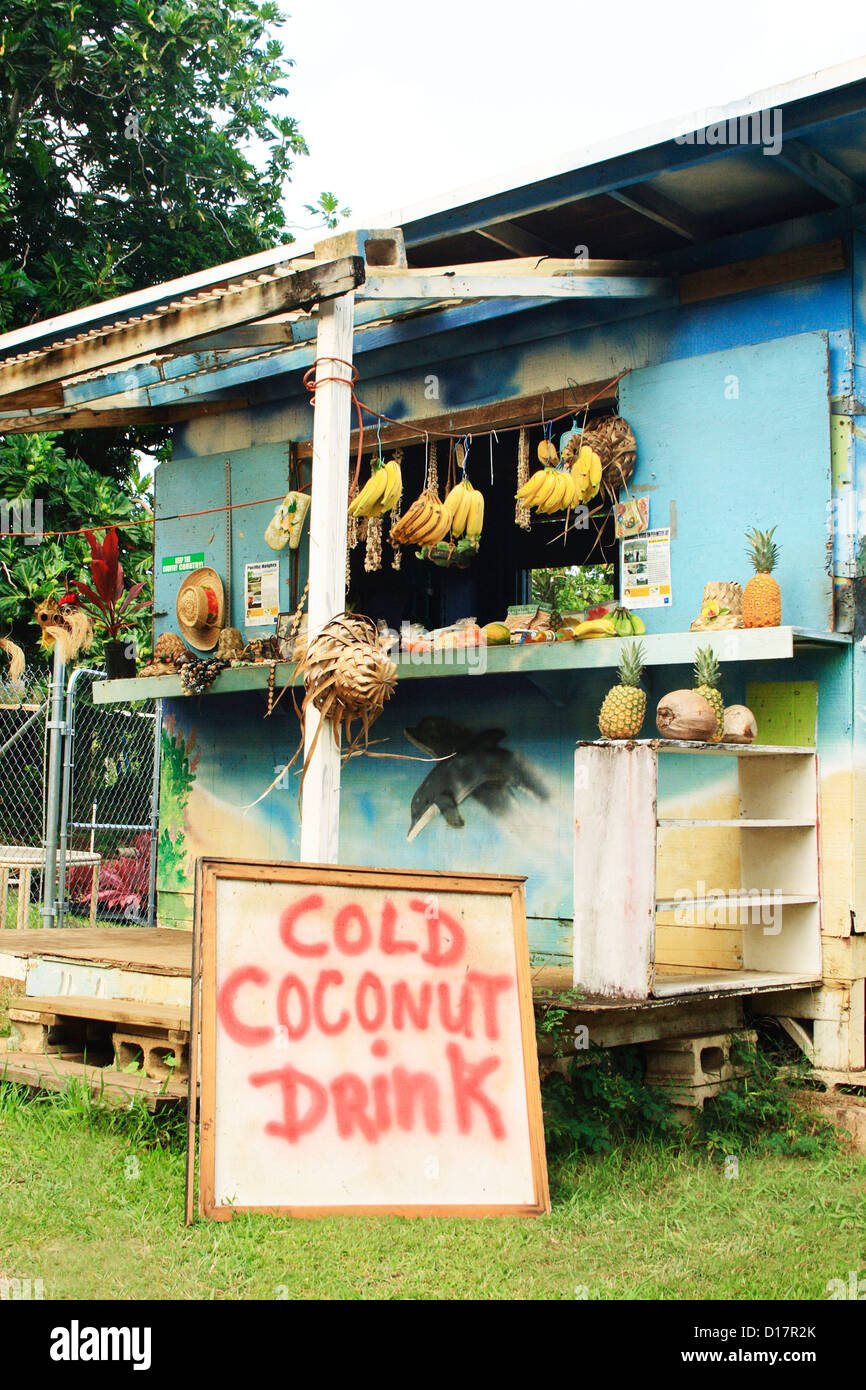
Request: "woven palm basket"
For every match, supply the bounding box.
[333,642,397,717]
[582,416,637,498]
[300,613,396,743]
[689,581,745,631]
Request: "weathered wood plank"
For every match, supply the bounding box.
[361,273,670,301]
[0,257,365,399]
[679,238,846,304]
[297,382,619,459]
[0,399,247,434]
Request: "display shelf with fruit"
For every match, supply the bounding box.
[93,624,850,702]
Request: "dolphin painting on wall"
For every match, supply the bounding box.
[404,716,549,841]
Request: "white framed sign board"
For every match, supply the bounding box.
[192,860,549,1219]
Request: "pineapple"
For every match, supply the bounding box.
[599,641,646,739]
[692,646,724,742]
[743,527,781,627]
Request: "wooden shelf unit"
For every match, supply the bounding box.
[573,740,823,1000]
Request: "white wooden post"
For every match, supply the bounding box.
[299,290,355,864]
[573,743,658,998]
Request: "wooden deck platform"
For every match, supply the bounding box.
[0,927,191,976]
[0,928,828,1070]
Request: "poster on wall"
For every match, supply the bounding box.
[621,527,672,608]
[193,860,549,1218]
[244,560,280,627]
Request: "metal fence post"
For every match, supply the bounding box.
[57,667,104,931]
[40,643,66,928]
[147,699,163,926]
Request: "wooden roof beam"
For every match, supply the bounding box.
[0,256,365,400]
[476,220,570,259]
[775,138,866,206]
[0,398,247,435]
[360,272,671,301]
[295,382,619,460]
[608,186,710,241]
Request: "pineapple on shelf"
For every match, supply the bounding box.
[598,641,646,739]
[743,527,781,628]
[692,645,724,742]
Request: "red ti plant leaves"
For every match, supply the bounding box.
[72,528,150,640]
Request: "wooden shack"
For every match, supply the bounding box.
[2,59,865,1097]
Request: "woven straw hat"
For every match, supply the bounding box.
[175,568,225,649]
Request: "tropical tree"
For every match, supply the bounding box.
[0,0,342,330]
[0,1,345,651]
[0,433,154,662]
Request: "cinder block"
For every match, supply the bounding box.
[642,1030,756,1108]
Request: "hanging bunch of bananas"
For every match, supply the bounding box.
[442,478,485,541]
[348,456,403,518]
[562,437,603,503]
[390,491,451,546]
[515,436,604,515]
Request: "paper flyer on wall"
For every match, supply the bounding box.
[244,560,280,627]
[620,527,672,608]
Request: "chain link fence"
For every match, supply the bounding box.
[0,665,160,929]
[0,670,50,860]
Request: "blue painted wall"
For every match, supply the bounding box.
[155,215,861,962]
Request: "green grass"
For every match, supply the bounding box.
[0,1080,864,1300]
[2,898,97,930]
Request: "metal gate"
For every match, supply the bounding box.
[0,663,161,928]
[59,669,161,927]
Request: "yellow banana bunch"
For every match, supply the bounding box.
[348,457,402,518]
[390,491,450,546]
[570,445,603,504]
[465,487,484,541]
[571,616,617,639]
[515,467,579,514]
[443,479,485,540]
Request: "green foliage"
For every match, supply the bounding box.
[0,433,153,660]
[532,565,614,615]
[693,1037,840,1159]
[0,0,339,332]
[0,0,347,603]
[542,1048,678,1156]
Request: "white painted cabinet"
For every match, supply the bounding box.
[573,740,823,1000]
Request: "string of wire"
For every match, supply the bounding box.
[2,366,630,536]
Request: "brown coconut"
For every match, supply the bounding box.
[722,704,758,744]
[656,689,717,741]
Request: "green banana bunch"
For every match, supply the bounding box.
[611,607,646,636]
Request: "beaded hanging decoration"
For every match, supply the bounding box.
[364,513,383,572]
[515,426,532,530]
[389,447,404,570]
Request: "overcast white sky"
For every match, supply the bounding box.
[280,0,866,234]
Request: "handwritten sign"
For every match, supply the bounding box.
[196,862,549,1218]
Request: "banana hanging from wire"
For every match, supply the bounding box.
[443,479,484,540]
[515,465,581,514]
[348,456,403,518]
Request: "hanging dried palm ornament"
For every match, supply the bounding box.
[389,447,404,570]
[515,426,532,530]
